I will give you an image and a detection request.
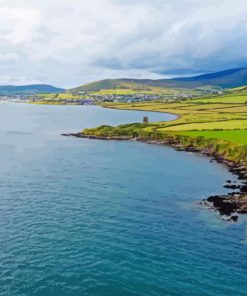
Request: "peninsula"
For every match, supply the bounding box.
[64,87,247,222]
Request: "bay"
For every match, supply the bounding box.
[0,103,246,296]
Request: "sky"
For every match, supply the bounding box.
[0,0,247,88]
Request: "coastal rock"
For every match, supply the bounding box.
[240,184,247,192]
[226,215,238,222]
[207,195,238,216]
[223,184,241,190]
[175,147,185,151]
[206,192,247,219]
[184,146,200,152]
[61,133,133,141]
[201,148,211,156]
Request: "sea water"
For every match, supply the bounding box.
[0,103,246,296]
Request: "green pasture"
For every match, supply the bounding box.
[189,94,247,104]
[175,130,247,145]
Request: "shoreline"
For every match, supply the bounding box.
[62,132,247,222]
[100,104,181,121]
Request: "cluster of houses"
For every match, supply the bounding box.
[90,92,200,103]
[0,95,29,102]
[0,87,224,105]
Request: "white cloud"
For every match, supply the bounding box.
[0,52,18,61]
[0,0,247,87]
[0,7,41,44]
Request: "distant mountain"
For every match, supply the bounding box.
[0,84,64,95]
[71,67,247,92]
[172,67,247,88]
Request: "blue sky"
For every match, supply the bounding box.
[0,0,247,87]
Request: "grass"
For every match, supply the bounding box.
[36,93,85,100]
[189,94,247,104]
[175,130,247,145]
[158,120,247,131]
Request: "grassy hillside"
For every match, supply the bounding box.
[70,79,186,95]
[70,78,208,93]
[175,131,247,145]
[70,67,247,93]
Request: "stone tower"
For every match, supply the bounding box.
[143,116,149,123]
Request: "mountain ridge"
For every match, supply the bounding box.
[70,67,247,92]
[0,84,64,95]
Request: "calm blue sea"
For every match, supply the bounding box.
[0,103,246,296]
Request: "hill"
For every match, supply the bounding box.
[70,79,177,93]
[71,67,247,93]
[0,84,64,95]
[173,67,247,88]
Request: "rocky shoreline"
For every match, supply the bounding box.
[61,133,133,141]
[62,132,247,222]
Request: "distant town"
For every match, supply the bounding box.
[0,88,224,105]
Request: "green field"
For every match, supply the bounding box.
[189,94,247,104]
[158,120,247,131]
[35,93,84,100]
[175,130,247,145]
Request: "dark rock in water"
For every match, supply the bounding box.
[219,202,237,216]
[227,215,238,222]
[207,195,222,203]
[228,192,241,196]
[206,192,247,219]
[226,180,232,184]
[207,195,238,216]
[224,184,240,190]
